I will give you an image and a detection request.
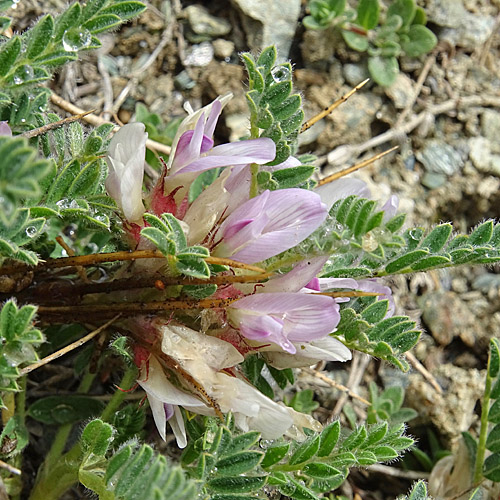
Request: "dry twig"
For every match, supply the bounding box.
[302,366,371,406]
[49,93,172,156]
[20,315,120,375]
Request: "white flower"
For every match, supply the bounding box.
[136,322,321,447]
[105,123,148,224]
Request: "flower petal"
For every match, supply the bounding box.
[105,123,147,223]
[229,292,340,352]
[173,138,276,176]
[262,256,329,293]
[217,189,327,264]
[315,177,370,210]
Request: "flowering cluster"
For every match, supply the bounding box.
[105,95,394,447]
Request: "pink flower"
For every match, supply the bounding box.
[214,189,328,264]
[228,292,340,354]
[0,121,12,136]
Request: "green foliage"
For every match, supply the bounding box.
[482,338,500,482]
[78,419,199,500]
[241,47,307,167]
[315,196,500,280]
[286,389,320,414]
[303,0,437,86]
[241,355,294,399]
[367,382,418,424]
[0,123,118,265]
[28,395,105,424]
[141,212,211,279]
[0,300,43,407]
[182,414,413,499]
[334,295,420,371]
[397,480,432,500]
[0,0,146,90]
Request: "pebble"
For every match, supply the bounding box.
[416,140,464,176]
[230,0,301,58]
[183,42,214,67]
[440,13,496,50]
[425,0,467,28]
[469,136,500,177]
[185,5,231,38]
[384,73,415,109]
[212,39,235,60]
[481,109,500,150]
[421,172,447,189]
[342,63,370,87]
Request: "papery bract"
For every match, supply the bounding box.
[136,322,322,446]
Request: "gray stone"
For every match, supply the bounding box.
[421,172,447,189]
[183,42,214,67]
[441,13,496,50]
[469,136,500,177]
[230,0,301,59]
[425,0,467,28]
[384,73,415,109]
[416,140,464,176]
[185,5,231,38]
[342,63,370,87]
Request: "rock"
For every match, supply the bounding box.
[407,363,484,447]
[441,13,496,50]
[425,0,467,28]
[416,140,464,176]
[212,39,235,60]
[230,0,301,59]
[469,137,500,177]
[421,172,447,189]
[342,63,370,87]
[185,5,231,39]
[418,291,478,347]
[183,42,214,67]
[481,109,500,150]
[384,73,415,109]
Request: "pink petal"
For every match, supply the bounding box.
[262,256,329,293]
[229,292,340,353]
[219,189,327,264]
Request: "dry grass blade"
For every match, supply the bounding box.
[20,315,121,375]
[301,78,370,133]
[318,145,399,187]
[21,110,95,139]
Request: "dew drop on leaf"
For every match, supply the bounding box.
[271,66,291,83]
[25,226,37,238]
[62,28,92,52]
[13,65,34,85]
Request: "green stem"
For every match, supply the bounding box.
[29,371,96,500]
[474,353,492,484]
[100,366,137,423]
[249,163,260,199]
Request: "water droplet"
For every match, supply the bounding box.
[62,28,92,52]
[25,226,37,238]
[56,198,71,209]
[271,65,291,83]
[13,64,34,85]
